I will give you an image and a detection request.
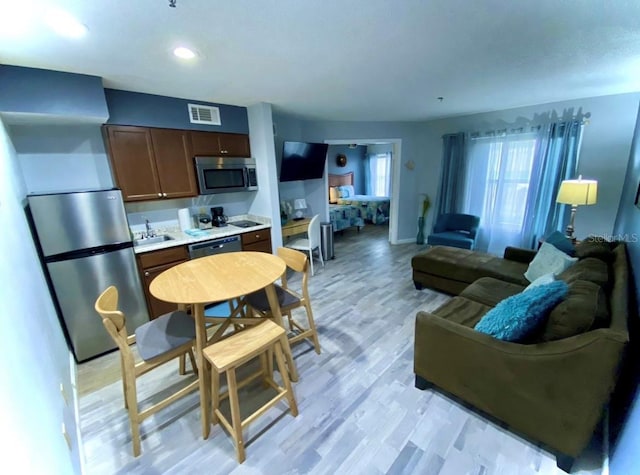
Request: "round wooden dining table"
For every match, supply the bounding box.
[149,251,298,439]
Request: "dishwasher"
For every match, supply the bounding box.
[188,235,243,317]
[187,235,242,259]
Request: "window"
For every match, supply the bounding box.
[484,139,536,230]
[368,153,391,197]
[440,121,582,255]
[464,134,537,254]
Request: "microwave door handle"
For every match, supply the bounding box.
[243,167,249,187]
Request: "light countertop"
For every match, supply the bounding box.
[133,215,271,254]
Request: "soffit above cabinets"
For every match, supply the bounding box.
[1,111,107,126]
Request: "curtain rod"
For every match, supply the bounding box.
[468,118,588,140]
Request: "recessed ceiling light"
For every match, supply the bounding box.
[174,47,196,59]
[46,10,88,39]
[0,2,34,36]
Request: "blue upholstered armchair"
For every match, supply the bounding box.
[426,213,480,250]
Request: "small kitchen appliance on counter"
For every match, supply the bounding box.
[195,213,213,230]
[211,206,228,227]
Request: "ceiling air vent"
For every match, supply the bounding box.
[188,103,221,125]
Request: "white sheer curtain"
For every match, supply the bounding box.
[463,133,537,254]
[439,122,582,255]
[366,152,391,196]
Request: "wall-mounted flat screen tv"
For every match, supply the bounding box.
[279,141,328,182]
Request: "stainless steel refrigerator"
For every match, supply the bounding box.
[28,189,149,362]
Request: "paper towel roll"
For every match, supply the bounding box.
[178,208,192,232]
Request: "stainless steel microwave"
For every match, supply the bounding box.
[194,156,258,195]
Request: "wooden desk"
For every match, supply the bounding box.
[282,218,311,238]
[149,252,298,439]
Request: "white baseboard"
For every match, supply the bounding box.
[395,238,418,244]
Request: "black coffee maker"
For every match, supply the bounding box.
[211,206,228,227]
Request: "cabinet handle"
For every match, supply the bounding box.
[163,193,167,197]
[157,193,162,197]
[221,150,228,154]
[144,271,150,277]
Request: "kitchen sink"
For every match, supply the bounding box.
[133,235,174,246]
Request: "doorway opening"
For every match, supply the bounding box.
[323,138,402,244]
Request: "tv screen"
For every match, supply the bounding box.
[280,141,328,182]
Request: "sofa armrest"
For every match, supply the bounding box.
[414,310,628,456]
[503,246,537,264]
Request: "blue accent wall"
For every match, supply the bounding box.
[0,65,108,120]
[104,89,249,133]
[327,144,366,194]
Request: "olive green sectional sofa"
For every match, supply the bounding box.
[411,240,630,472]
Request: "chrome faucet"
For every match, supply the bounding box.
[144,219,155,238]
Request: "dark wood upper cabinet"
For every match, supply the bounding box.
[104,125,250,202]
[103,125,161,202]
[104,125,198,202]
[149,129,198,199]
[190,131,251,157]
[218,133,251,156]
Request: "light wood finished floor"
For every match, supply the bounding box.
[78,225,603,474]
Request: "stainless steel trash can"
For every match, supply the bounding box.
[320,222,334,260]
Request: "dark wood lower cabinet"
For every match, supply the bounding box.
[136,246,189,319]
[241,229,272,253]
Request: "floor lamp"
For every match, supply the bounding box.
[556,175,598,241]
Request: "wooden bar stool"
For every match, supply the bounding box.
[202,320,298,463]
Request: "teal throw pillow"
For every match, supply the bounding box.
[474,280,569,342]
[524,272,555,292]
[545,231,575,256]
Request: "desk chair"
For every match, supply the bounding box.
[245,247,321,354]
[94,286,199,457]
[285,214,324,276]
[427,213,480,250]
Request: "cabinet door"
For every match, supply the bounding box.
[242,240,272,253]
[241,229,272,253]
[190,131,222,155]
[150,129,198,199]
[218,133,251,157]
[104,125,161,202]
[190,131,251,157]
[141,261,186,319]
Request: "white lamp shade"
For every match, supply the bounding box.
[556,177,598,206]
[294,198,307,210]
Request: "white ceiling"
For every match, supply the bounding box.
[2,0,640,122]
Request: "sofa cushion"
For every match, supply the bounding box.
[538,280,610,342]
[524,242,578,282]
[574,237,616,262]
[431,296,492,328]
[557,257,609,287]
[460,277,525,307]
[412,246,529,286]
[412,247,491,280]
[474,281,569,342]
